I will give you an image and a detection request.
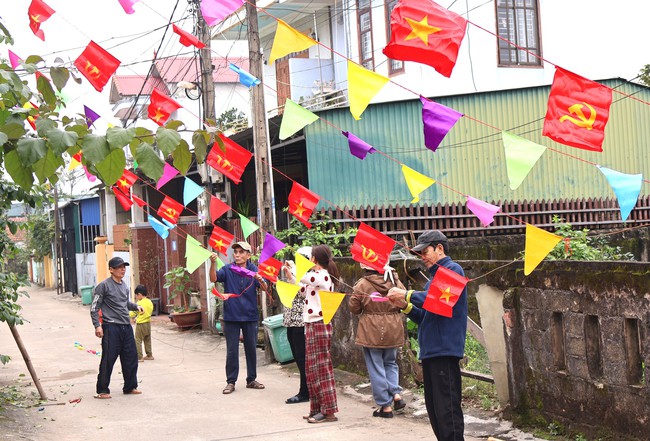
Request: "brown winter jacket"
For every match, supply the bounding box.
[349,271,406,348]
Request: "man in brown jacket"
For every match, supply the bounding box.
[349,264,407,418]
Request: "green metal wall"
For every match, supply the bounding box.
[304,79,650,208]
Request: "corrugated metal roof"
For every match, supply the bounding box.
[304,79,650,208]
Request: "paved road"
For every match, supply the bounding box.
[0,286,539,441]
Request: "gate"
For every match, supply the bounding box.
[61,226,77,295]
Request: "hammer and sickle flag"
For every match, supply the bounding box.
[157,195,184,225]
[351,223,396,274]
[28,0,55,41]
[258,258,282,283]
[148,88,182,126]
[206,134,253,184]
[208,226,234,254]
[73,41,121,92]
[422,265,468,317]
[543,67,612,152]
[287,181,320,228]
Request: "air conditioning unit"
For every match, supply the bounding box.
[208,166,224,184]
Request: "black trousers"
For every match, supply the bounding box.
[422,356,464,441]
[286,326,308,398]
[96,323,139,394]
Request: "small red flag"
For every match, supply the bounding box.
[148,88,182,126]
[351,223,396,274]
[115,169,138,193]
[208,226,235,254]
[422,265,468,317]
[28,0,55,41]
[172,24,206,49]
[542,67,613,152]
[210,195,230,222]
[206,134,253,184]
[258,258,282,283]
[112,187,133,211]
[73,41,121,92]
[132,194,146,208]
[157,196,184,224]
[287,181,319,228]
[382,0,467,78]
[25,102,39,130]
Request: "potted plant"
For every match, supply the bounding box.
[163,266,202,329]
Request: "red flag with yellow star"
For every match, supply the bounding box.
[422,265,468,317]
[208,226,234,254]
[157,196,184,224]
[115,169,138,193]
[206,134,253,184]
[351,223,396,274]
[287,182,319,228]
[148,88,182,126]
[73,41,121,92]
[258,257,282,283]
[542,67,613,152]
[28,0,55,41]
[382,0,466,77]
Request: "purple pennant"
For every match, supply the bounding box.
[84,105,101,128]
[342,131,376,160]
[230,265,256,279]
[259,232,286,264]
[420,96,463,152]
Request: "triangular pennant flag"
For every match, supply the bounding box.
[83,165,97,182]
[183,177,204,206]
[68,152,82,171]
[258,258,282,283]
[185,235,213,274]
[401,164,435,203]
[172,24,205,49]
[132,194,146,208]
[229,63,260,88]
[276,281,301,308]
[118,0,141,14]
[83,105,101,127]
[347,60,389,120]
[200,0,244,26]
[597,166,643,221]
[213,255,225,270]
[320,291,346,324]
[259,232,286,264]
[210,195,230,222]
[420,97,463,152]
[422,266,468,317]
[524,224,562,275]
[157,163,179,189]
[268,19,318,65]
[466,196,500,227]
[502,131,547,190]
[342,131,376,160]
[238,213,259,239]
[112,187,133,211]
[148,215,170,239]
[295,252,314,282]
[8,50,21,69]
[162,219,176,230]
[279,99,319,140]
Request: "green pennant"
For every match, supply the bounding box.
[502,131,547,190]
[279,99,319,140]
[238,213,260,239]
[185,235,213,274]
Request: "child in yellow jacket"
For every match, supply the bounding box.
[130,285,154,361]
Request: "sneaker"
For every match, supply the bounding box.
[143,355,154,360]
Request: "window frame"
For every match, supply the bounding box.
[357,0,375,71]
[385,0,404,75]
[495,0,543,68]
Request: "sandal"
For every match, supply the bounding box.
[124,389,142,395]
[94,393,111,399]
[302,412,318,420]
[373,407,394,418]
[246,380,265,389]
[393,398,406,411]
[286,395,309,404]
[307,412,338,423]
[222,384,235,394]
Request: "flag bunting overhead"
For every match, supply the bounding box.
[343,131,376,160]
[268,19,318,65]
[347,60,390,120]
[28,0,55,41]
[206,134,253,185]
[287,181,320,228]
[524,224,562,275]
[157,195,184,225]
[279,99,319,140]
[351,223,396,274]
[420,97,463,151]
[502,131,547,190]
[597,166,643,222]
[73,41,121,92]
[422,266,468,317]
[209,226,235,254]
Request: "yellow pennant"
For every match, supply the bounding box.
[347,60,389,120]
[524,224,562,275]
[268,20,317,65]
[276,280,300,308]
[295,252,314,282]
[68,155,82,171]
[401,164,436,203]
[320,291,346,325]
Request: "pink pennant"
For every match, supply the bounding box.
[83,166,97,182]
[156,163,179,190]
[118,0,141,14]
[369,292,389,302]
[8,50,21,69]
[200,0,244,26]
[466,196,500,227]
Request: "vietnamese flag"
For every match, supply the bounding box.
[206,134,253,184]
[208,226,235,254]
[172,24,205,49]
[383,0,467,77]
[422,265,468,317]
[148,88,182,126]
[115,169,138,193]
[258,257,282,283]
[74,41,121,92]
[542,67,613,152]
[28,0,55,41]
[351,223,396,274]
[157,196,184,224]
[113,187,133,211]
[287,181,319,228]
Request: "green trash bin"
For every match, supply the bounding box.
[80,285,94,305]
[262,314,294,363]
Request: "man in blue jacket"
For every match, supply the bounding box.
[388,230,467,441]
[210,241,268,395]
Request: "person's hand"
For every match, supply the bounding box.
[137,305,144,314]
[210,253,218,262]
[387,287,408,309]
[95,326,103,338]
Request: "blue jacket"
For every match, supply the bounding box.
[407,256,468,360]
[215,262,260,322]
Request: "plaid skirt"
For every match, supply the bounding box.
[305,321,338,414]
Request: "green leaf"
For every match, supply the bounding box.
[165,120,185,131]
[25,55,44,65]
[81,134,110,164]
[33,149,62,183]
[156,127,181,157]
[37,74,57,107]
[46,128,79,156]
[35,118,56,137]
[135,142,164,182]
[0,131,8,146]
[49,67,69,92]
[172,139,192,175]
[95,149,126,186]
[192,130,209,164]
[5,150,34,190]
[106,127,136,150]
[16,137,47,166]
[130,127,154,157]
[1,123,26,139]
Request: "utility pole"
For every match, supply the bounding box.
[53,185,63,294]
[196,3,216,123]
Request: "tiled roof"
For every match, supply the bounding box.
[111,75,170,97]
[153,57,249,84]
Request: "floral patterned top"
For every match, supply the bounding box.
[282,287,305,327]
